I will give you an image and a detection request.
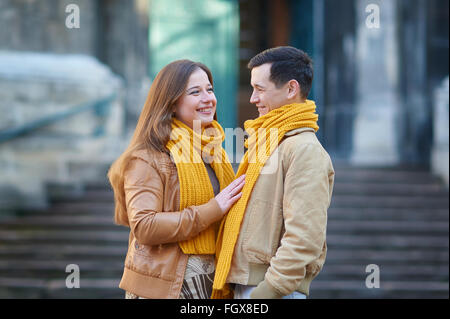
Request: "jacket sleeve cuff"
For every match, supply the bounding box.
[250,280,284,299]
[197,198,223,227]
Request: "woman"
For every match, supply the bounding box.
[108,60,245,299]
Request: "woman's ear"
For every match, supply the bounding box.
[287,80,301,100]
[172,103,178,118]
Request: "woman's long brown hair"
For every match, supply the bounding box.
[108,60,215,226]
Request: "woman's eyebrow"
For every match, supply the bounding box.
[187,84,212,91]
[186,85,200,91]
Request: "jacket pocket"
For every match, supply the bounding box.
[242,200,284,264]
[127,239,179,281]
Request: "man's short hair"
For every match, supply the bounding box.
[248,46,313,99]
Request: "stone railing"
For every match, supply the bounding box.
[431,76,449,188]
[0,51,126,213]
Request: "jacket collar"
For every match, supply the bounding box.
[284,127,315,137]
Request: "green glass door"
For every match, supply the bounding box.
[149,0,239,130]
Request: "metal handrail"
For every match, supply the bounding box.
[0,94,117,144]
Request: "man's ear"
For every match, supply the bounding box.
[287,80,302,100]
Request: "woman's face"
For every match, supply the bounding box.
[174,68,217,129]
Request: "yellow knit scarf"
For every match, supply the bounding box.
[211,100,319,298]
[166,119,235,255]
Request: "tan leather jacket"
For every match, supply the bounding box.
[118,149,223,299]
[226,128,335,298]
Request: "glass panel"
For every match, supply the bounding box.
[149,0,239,130]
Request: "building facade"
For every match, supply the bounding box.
[0,0,448,210]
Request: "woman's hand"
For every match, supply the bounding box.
[214,174,246,214]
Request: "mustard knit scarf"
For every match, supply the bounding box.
[166,119,235,255]
[212,100,319,298]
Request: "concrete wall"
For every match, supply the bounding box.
[0,0,150,125]
[431,77,449,187]
[0,0,98,54]
[0,0,152,212]
[0,52,125,212]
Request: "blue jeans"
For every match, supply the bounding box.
[233,284,307,299]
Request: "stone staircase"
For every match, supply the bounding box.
[310,166,449,299]
[0,181,127,299]
[0,166,448,299]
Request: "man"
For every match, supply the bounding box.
[212,46,335,299]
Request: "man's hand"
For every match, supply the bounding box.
[250,280,284,299]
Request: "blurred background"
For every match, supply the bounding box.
[0,0,448,298]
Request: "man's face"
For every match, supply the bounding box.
[249,63,290,117]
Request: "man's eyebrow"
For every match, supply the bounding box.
[252,83,266,89]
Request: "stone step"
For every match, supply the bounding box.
[1,243,446,263]
[1,165,447,299]
[2,215,447,235]
[21,195,450,217]
[84,182,111,190]
[0,260,123,277]
[328,208,449,221]
[334,168,442,184]
[70,173,447,189]
[0,244,127,260]
[1,226,445,247]
[1,219,446,246]
[331,195,449,208]
[0,215,117,229]
[325,249,449,264]
[15,205,449,222]
[317,264,449,281]
[326,234,449,249]
[19,202,115,216]
[327,220,449,235]
[4,277,447,299]
[0,230,129,244]
[308,280,449,299]
[333,182,447,196]
[48,184,448,204]
[0,277,123,299]
[49,189,114,203]
[1,262,446,290]
[82,166,442,185]
[0,254,446,279]
[0,272,123,283]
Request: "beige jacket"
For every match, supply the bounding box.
[226,128,335,298]
[118,149,223,298]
